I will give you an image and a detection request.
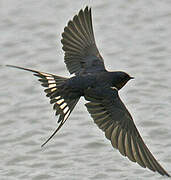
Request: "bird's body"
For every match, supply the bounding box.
[8,6,170,177]
[64,70,131,93]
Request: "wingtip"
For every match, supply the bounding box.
[83,5,91,12]
[166,173,171,177]
[162,168,170,177]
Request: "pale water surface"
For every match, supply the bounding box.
[0,0,171,180]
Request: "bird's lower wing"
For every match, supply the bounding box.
[84,87,170,177]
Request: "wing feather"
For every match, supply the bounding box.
[85,87,170,177]
[61,6,105,75]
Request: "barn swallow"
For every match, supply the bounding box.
[7,6,170,177]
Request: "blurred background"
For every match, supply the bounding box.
[0,0,171,179]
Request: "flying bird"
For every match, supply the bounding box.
[7,6,170,177]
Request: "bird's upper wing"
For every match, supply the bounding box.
[61,6,105,75]
[84,87,170,177]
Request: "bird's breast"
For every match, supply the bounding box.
[65,75,96,90]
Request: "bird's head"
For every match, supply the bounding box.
[112,71,134,90]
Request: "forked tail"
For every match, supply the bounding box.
[7,65,80,146]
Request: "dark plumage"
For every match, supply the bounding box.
[7,6,170,177]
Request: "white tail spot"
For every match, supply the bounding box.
[60,102,67,109]
[55,96,61,100]
[50,88,57,92]
[49,84,56,88]
[63,106,69,114]
[48,80,55,83]
[64,110,70,121]
[56,99,64,105]
[46,76,54,80]
[40,72,51,76]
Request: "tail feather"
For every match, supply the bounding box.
[7,65,80,146]
[41,97,80,147]
[45,88,61,98]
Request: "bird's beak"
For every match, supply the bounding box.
[130,76,134,79]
